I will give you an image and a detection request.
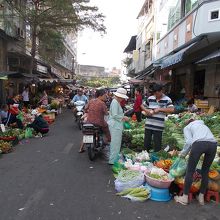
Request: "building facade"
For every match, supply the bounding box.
[153,0,220,107]
[124,0,220,108]
[77,65,105,78]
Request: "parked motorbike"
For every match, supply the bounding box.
[74,100,85,130]
[82,123,105,161]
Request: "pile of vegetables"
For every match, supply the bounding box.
[0,140,13,154]
[175,171,202,193]
[117,170,142,182]
[122,121,145,150]
[147,167,171,181]
[154,159,173,171]
[163,112,220,150]
[116,187,150,202]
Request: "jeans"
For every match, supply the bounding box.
[183,141,217,195]
[144,129,162,152]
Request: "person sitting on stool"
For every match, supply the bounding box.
[28,110,49,135]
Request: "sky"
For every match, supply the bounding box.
[77,0,145,70]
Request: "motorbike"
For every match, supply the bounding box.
[73,100,85,130]
[82,123,105,161]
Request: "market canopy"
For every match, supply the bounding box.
[196,49,220,64]
[123,36,137,53]
[128,78,144,85]
[39,78,58,83]
[159,42,197,69]
[0,71,19,78]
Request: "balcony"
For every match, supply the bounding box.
[154,0,220,60]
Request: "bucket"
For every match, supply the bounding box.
[145,184,172,202]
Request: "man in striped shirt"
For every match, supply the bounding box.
[141,84,174,152]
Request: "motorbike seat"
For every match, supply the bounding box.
[83,123,102,132]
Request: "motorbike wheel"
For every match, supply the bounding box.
[78,118,82,130]
[86,143,96,161]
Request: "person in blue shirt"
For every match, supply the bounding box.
[72,89,88,103]
[72,89,88,119]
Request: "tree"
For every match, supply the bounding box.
[8,0,106,73]
[38,28,65,62]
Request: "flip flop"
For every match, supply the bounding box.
[78,149,85,153]
[174,196,188,206]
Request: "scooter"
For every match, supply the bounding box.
[74,100,85,130]
[82,123,105,161]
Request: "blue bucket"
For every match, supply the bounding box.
[145,184,172,202]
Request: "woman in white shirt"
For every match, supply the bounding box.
[22,86,30,107]
[175,118,217,206]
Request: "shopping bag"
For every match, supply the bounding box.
[16,112,24,122]
[25,128,33,139]
[169,157,187,178]
[124,121,131,129]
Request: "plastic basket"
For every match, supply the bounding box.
[0,136,16,141]
[145,172,174,189]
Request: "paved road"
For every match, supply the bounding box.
[0,110,219,220]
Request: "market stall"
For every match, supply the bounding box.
[0,102,61,156]
[113,112,220,203]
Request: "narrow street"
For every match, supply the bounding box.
[0,110,219,220]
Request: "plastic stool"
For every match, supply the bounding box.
[205,190,219,204]
[179,190,193,202]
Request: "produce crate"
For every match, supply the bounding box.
[194,99,209,112]
[0,136,16,141]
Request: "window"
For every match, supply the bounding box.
[185,0,198,14]
[209,9,220,21]
[145,41,152,60]
[168,0,181,31]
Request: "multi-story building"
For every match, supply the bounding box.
[153,0,220,107]
[52,32,77,80]
[124,0,220,108]
[123,0,156,80]
[77,65,105,78]
[0,0,30,102]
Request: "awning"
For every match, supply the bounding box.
[59,79,75,83]
[66,84,78,90]
[0,71,19,78]
[196,49,220,64]
[124,36,137,53]
[135,65,157,80]
[160,42,197,69]
[39,78,58,83]
[128,78,144,85]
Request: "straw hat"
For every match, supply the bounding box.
[113,88,128,99]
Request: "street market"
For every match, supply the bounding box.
[1,0,220,219]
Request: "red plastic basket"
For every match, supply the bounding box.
[0,136,16,141]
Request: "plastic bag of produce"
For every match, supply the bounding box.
[25,128,33,139]
[169,157,187,178]
[112,162,124,175]
[16,112,24,122]
[124,121,131,129]
[115,170,145,192]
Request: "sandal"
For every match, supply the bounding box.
[78,149,85,153]
[174,196,188,206]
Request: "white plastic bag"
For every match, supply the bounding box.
[115,172,145,192]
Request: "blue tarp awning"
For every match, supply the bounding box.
[160,42,197,69]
